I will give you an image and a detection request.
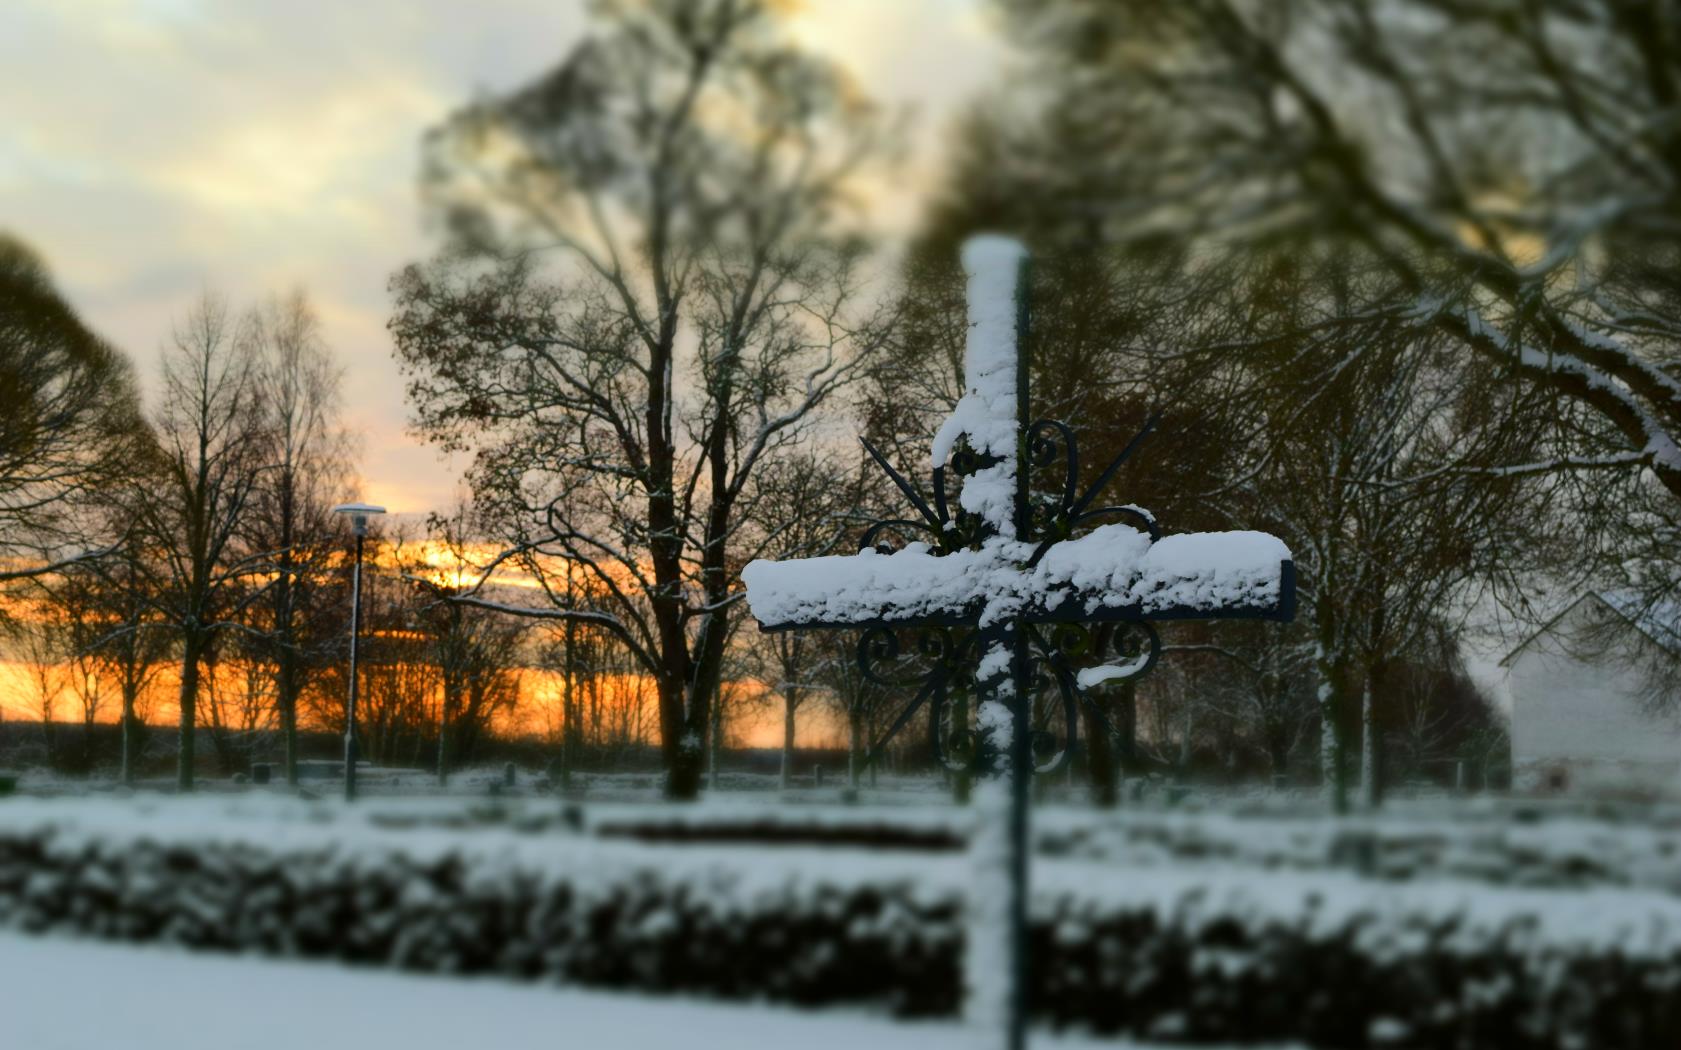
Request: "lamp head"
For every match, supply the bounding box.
[331,502,386,538]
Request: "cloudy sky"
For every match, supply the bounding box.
[1,0,1005,514]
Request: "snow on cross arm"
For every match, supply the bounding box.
[741,525,1292,630]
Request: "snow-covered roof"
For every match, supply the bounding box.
[1501,591,1681,665]
[1598,591,1681,655]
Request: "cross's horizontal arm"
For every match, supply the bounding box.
[742,524,1294,632]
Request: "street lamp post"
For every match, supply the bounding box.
[332,502,385,802]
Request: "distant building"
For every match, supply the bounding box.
[1504,592,1681,798]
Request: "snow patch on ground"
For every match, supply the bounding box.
[0,933,1218,1050]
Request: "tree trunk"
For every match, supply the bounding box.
[1176,702,1193,779]
[669,737,706,799]
[436,689,449,788]
[847,707,862,790]
[40,713,58,774]
[655,664,699,800]
[1319,692,1342,812]
[277,652,299,788]
[1315,612,1350,814]
[951,688,973,805]
[707,679,722,791]
[1361,660,1388,809]
[1360,677,1377,809]
[279,690,298,787]
[1117,678,1137,771]
[779,690,796,790]
[275,537,300,788]
[177,631,204,792]
[120,685,138,787]
[1268,728,1290,785]
[562,615,578,792]
[1086,687,1119,809]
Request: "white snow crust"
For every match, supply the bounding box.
[742,527,1290,629]
[930,236,1028,538]
[0,934,1169,1050]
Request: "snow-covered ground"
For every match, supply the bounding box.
[5,794,1680,1047]
[0,933,1254,1050]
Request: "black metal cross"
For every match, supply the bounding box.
[742,237,1295,1050]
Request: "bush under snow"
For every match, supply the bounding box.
[1,800,1680,1048]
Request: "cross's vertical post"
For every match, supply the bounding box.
[963,243,1033,1050]
[739,234,1295,1050]
[1006,252,1033,1050]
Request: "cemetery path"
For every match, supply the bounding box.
[0,933,1269,1050]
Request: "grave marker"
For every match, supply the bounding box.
[743,236,1295,1049]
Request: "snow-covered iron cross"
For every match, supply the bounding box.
[742,236,1294,1050]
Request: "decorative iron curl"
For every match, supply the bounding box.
[856,626,981,774]
[924,645,1086,777]
[859,518,941,554]
[857,625,963,688]
[1033,621,1163,687]
[1027,651,1081,775]
[843,410,1179,780]
[1074,504,1162,542]
[907,622,1170,777]
[1027,419,1080,509]
[928,680,976,773]
[1022,621,1162,768]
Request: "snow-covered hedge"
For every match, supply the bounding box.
[1,801,1680,1047]
[1035,810,1681,895]
[355,797,1681,896]
[540,800,1681,895]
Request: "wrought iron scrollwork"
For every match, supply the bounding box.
[857,626,978,771]
[859,518,942,554]
[849,414,1170,779]
[1026,650,1080,775]
[1024,415,1163,567]
[857,625,963,687]
[1074,504,1161,541]
[1012,621,1163,775]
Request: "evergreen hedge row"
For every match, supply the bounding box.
[1,820,1679,1048]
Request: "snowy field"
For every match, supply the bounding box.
[0,933,1239,1050]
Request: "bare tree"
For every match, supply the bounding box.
[391,0,891,798]
[744,450,869,788]
[1109,247,1537,810]
[318,554,438,770]
[200,638,274,776]
[61,527,171,783]
[8,600,67,770]
[0,235,147,590]
[415,588,528,782]
[243,290,351,786]
[812,629,892,790]
[137,292,274,790]
[997,0,1681,616]
[1166,620,1318,785]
